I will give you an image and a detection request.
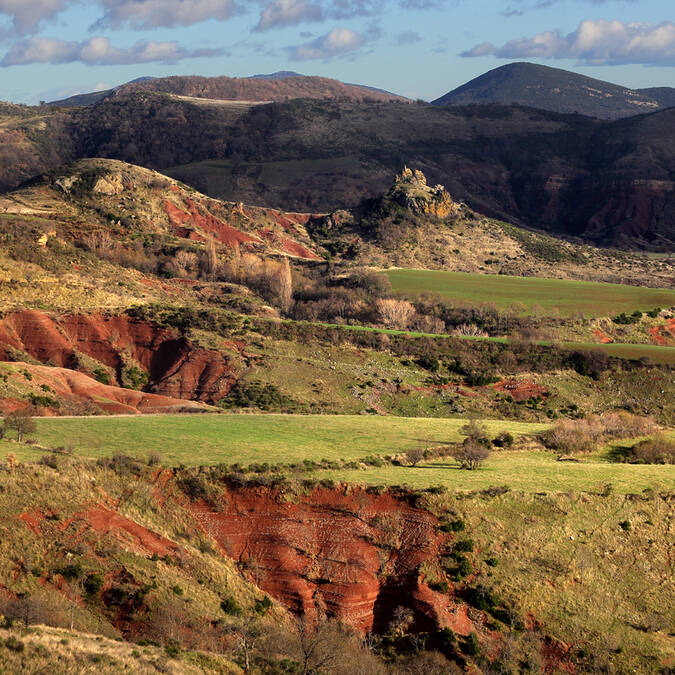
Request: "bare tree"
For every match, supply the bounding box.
[375,298,415,330]
[388,606,414,636]
[276,257,293,313]
[201,238,220,280]
[452,439,491,470]
[406,448,425,467]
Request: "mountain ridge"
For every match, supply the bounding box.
[48,73,409,107]
[433,62,675,119]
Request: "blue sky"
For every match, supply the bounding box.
[0,0,673,104]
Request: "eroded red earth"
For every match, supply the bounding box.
[0,310,236,405]
[184,484,474,635]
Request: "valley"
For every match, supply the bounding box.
[0,63,672,674]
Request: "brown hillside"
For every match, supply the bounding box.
[113,74,408,103]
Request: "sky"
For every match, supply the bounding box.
[0,0,673,104]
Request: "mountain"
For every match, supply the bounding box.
[4,91,675,249]
[432,62,675,120]
[49,73,409,107]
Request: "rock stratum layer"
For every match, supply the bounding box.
[184,484,478,635]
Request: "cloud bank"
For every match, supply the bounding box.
[2,36,224,66]
[462,19,675,66]
[92,0,238,30]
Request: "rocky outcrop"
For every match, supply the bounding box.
[0,310,237,404]
[389,167,458,219]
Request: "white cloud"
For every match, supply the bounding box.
[0,0,72,34]
[2,36,225,66]
[255,0,323,31]
[287,26,365,60]
[462,19,675,66]
[92,0,238,30]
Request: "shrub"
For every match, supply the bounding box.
[177,475,209,501]
[440,518,465,533]
[147,451,162,466]
[454,539,474,553]
[406,448,425,467]
[546,412,655,455]
[492,432,514,448]
[463,632,481,657]
[84,573,104,596]
[568,349,609,379]
[629,436,675,464]
[254,595,273,615]
[218,381,300,412]
[220,596,242,615]
[4,636,24,652]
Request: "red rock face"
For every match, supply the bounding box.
[186,485,460,634]
[0,310,236,403]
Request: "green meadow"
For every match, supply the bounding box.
[6,414,546,467]
[385,268,675,317]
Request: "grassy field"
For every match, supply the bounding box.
[385,268,675,317]
[5,415,546,467]
[311,449,675,494]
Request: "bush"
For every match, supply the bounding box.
[546,412,655,455]
[440,518,465,533]
[454,539,474,553]
[3,410,37,442]
[492,432,514,448]
[84,573,104,596]
[254,595,273,615]
[4,636,24,652]
[628,436,675,464]
[220,596,242,615]
[177,475,209,501]
[568,349,609,379]
[463,632,481,657]
[217,381,300,412]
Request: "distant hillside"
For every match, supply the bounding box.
[50,73,408,107]
[3,92,675,249]
[433,63,675,120]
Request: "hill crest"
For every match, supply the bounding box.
[433,62,675,119]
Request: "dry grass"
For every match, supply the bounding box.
[421,490,675,673]
[0,625,240,673]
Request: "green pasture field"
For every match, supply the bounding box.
[311,449,675,494]
[385,268,675,317]
[5,415,546,467]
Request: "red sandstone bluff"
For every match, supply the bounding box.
[185,484,469,635]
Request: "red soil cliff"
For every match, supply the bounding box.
[0,310,236,403]
[184,484,475,635]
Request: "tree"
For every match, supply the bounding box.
[375,298,415,330]
[4,410,37,443]
[388,606,414,636]
[452,439,491,470]
[276,257,293,313]
[201,238,219,280]
[406,448,425,467]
